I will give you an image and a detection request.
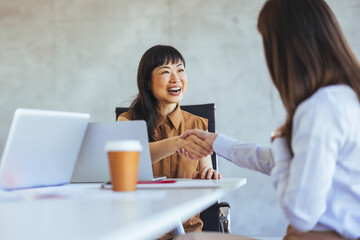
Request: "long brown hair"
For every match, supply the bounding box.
[257,0,360,153]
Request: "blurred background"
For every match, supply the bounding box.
[0,0,359,237]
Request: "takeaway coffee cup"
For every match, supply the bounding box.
[104,140,143,192]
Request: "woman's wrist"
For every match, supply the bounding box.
[174,136,183,149]
[212,133,218,143]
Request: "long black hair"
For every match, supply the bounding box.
[129,45,185,141]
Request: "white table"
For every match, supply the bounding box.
[0,178,246,240]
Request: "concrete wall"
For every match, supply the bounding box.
[0,0,359,237]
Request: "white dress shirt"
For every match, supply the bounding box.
[213,85,360,239]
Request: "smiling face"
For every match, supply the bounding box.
[150,61,188,114]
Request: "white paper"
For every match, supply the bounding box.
[136,179,221,189]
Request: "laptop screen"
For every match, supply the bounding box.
[0,108,89,190]
[71,120,154,183]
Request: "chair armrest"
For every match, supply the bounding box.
[200,201,231,233]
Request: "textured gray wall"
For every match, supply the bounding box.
[0,0,359,238]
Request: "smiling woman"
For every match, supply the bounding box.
[116,45,221,240]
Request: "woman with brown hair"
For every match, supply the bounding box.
[176,0,360,239]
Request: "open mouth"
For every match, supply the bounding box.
[168,87,181,95]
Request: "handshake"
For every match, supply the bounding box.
[176,129,218,161]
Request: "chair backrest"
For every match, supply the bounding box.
[115,103,218,170]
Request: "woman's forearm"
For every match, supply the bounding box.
[149,136,182,163]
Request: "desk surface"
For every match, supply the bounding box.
[0,178,246,240]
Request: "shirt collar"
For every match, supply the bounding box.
[167,104,182,129]
[156,104,182,129]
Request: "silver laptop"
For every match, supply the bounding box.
[71,121,155,183]
[0,108,90,190]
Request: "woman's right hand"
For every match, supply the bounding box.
[176,134,213,161]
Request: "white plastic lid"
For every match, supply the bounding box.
[104,140,143,152]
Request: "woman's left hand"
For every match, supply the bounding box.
[192,167,222,180]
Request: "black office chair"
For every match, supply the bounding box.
[115,103,231,233]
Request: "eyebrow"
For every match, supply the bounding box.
[158,66,170,70]
[157,63,184,70]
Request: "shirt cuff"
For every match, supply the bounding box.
[213,133,238,160]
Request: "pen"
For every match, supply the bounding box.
[137,180,176,184]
